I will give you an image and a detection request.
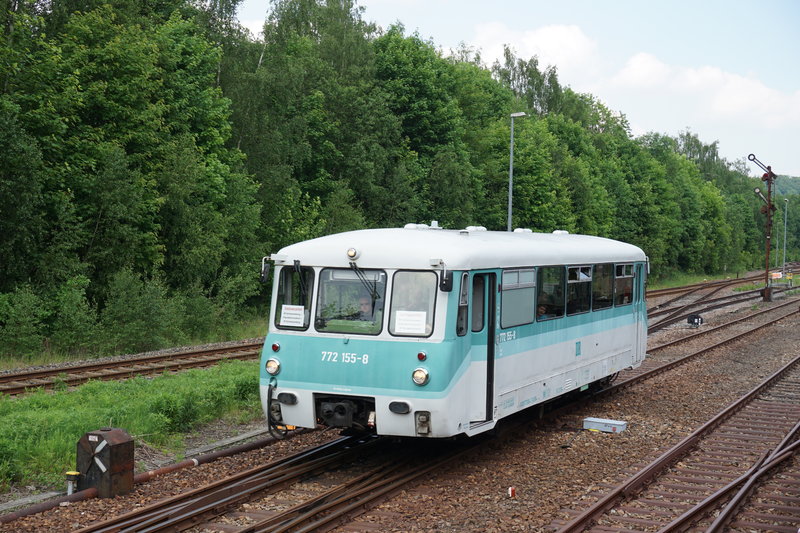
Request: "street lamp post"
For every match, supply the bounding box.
[507,111,527,232]
[783,198,788,276]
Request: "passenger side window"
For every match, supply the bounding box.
[501,268,535,328]
[592,263,614,310]
[566,266,591,315]
[537,266,565,320]
[614,264,634,306]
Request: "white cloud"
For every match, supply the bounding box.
[472,22,600,80]
[612,52,671,88]
[593,51,800,173]
[608,55,800,129]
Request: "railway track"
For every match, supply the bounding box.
[72,433,480,533]
[0,341,263,396]
[2,294,798,531]
[647,281,795,333]
[550,353,800,533]
[624,299,800,383]
[645,273,763,300]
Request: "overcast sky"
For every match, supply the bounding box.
[237,0,800,176]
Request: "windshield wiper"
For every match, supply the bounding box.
[294,260,308,304]
[349,262,380,302]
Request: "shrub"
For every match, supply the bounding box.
[232,373,259,402]
[0,439,21,485]
[214,270,260,328]
[99,269,185,353]
[148,392,200,432]
[0,285,46,357]
[50,275,98,355]
[177,285,218,340]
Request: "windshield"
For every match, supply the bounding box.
[315,268,387,335]
[389,271,437,337]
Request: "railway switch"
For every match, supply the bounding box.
[76,427,134,498]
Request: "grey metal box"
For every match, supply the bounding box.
[583,417,627,433]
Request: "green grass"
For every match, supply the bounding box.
[0,316,268,372]
[733,282,765,292]
[0,360,262,491]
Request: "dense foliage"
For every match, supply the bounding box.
[0,0,796,359]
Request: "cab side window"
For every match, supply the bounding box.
[389,271,437,337]
[274,265,314,330]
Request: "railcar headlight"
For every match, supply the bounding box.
[265,358,281,376]
[411,368,429,386]
[346,247,360,260]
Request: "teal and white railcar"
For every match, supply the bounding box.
[259,224,648,438]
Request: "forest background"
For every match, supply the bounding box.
[1,0,797,359]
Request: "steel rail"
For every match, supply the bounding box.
[616,306,800,390]
[655,428,800,532]
[706,439,800,532]
[249,444,480,533]
[647,287,792,333]
[647,297,800,354]
[645,273,764,299]
[647,287,761,320]
[131,303,797,533]
[646,278,747,315]
[555,352,800,533]
[0,341,263,395]
[74,434,373,533]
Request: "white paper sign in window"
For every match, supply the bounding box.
[280,304,305,327]
[394,310,427,334]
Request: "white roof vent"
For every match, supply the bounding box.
[464,226,487,232]
[513,228,533,233]
[404,223,430,230]
[552,230,570,235]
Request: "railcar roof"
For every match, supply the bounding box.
[272,227,647,270]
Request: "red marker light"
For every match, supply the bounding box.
[417,351,427,361]
[271,343,280,352]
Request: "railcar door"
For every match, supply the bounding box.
[635,263,647,360]
[469,272,496,423]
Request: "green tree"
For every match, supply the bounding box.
[0,285,46,357]
[492,46,563,116]
[50,275,98,355]
[99,269,184,353]
[0,98,47,290]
